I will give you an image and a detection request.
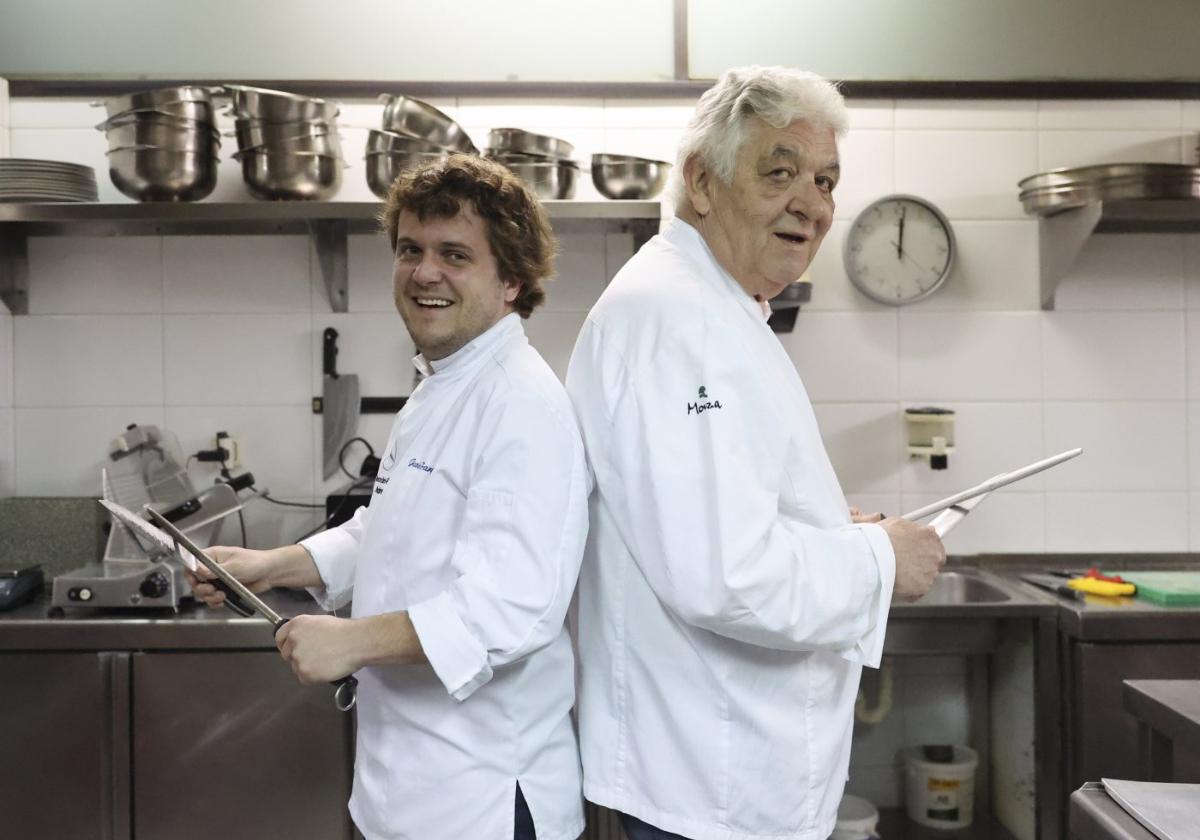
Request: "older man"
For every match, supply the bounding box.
[566,67,946,840]
[190,155,588,840]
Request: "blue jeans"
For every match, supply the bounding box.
[515,783,537,840]
[619,812,692,840]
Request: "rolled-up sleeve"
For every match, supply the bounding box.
[568,315,894,663]
[299,501,372,611]
[408,390,587,701]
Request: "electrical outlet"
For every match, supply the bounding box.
[216,432,243,469]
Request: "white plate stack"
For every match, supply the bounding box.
[0,158,99,202]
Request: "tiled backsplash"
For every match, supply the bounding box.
[4,93,1200,560]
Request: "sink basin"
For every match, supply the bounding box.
[904,571,1012,606]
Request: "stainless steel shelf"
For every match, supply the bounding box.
[1035,199,1200,309]
[0,200,663,313]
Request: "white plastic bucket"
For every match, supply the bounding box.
[830,793,879,839]
[903,745,979,830]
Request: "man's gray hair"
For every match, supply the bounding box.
[672,66,848,207]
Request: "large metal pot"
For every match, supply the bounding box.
[378,95,475,153]
[235,124,342,157]
[366,129,451,156]
[224,85,338,122]
[99,85,214,120]
[365,150,447,199]
[497,160,577,200]
[97,102,216,127]
[106,147,217,202]
[234,148,343,200]
[488,128,573,160]
[591,154,671,200]
[102,117,221,154]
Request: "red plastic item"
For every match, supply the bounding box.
[1085,567,1127,584]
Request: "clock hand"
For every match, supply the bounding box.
[896,206,907,259]
[888,241,936,275]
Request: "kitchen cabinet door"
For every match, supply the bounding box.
[1071,641,1200,788]
[131,652,354,840]
[0,653,113,840]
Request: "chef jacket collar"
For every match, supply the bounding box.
[412,312,524,378]
[664,218,772,323]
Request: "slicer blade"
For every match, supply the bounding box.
[98,499,194,571]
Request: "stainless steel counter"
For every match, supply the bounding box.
[0,589,329,650]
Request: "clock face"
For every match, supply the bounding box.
[844,195,955,306]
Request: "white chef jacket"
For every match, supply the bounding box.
[565,218,896,840]
[301,314,588,840]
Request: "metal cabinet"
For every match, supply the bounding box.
[131,652,354,840]
[1069,642,1200,790]
[0,653,116,839]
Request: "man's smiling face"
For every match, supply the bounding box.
[692,117,839,301]
[392,205,519,361]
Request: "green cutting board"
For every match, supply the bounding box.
[1106,571,1200,606]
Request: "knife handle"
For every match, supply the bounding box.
[214,580,256,617]
[323,327,339,378]
[270,617,357,712]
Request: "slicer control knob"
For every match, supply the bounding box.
[140,572,170,599]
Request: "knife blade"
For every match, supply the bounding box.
[98,499,256,617]
[902,448,1082,522]
[319,327,361,480]
[144,507,358,712]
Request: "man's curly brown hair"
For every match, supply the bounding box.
[379,154,556,318]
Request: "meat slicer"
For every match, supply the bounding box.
[51,424,248,612]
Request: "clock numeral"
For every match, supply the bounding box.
[858,224,874,234]
[850,243,862,254]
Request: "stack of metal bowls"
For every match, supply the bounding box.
[591,154,672,200]
[1018,163,1200,216]
[95,85,220,201]
[366,95,477,199]
[225,85,344,200]
[486,128,578,200]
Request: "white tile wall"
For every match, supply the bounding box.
[0,408,11,496]
[899,312,1042,401]
[1043,312,1185,401]
[0,77,10,158]
[27,236,162,314]
[164,314,311,406]
[15,406,165,496]
[1054,234,1185,311]
[9,91,1200,555]
[781,312,899,401]
[1045,492,1189,552]
[163,236,311,313]
[0,311,11,407]
[15,315,164,406]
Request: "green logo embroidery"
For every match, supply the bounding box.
[698,386,707,399]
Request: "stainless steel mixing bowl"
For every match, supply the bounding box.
[364,151,447,199]
[590,154,672,200]
[497,160,577,200]
[100,85,214,120]
[366,129,452,156]
[488,128,574,160]
[378,95,476,153]
[102,116,221,154]
[224,85,338,122]
[234,148,343,200]
[106,147,218,202]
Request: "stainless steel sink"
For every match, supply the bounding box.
[906,571,1013,606]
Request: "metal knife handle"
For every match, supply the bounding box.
[323,327,340,378]
[271,617,358,712]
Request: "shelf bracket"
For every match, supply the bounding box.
[1037,203,1102,310]
[0,232,29,315]
[307,219,349,313]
